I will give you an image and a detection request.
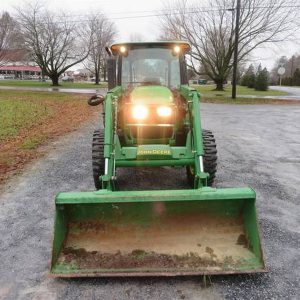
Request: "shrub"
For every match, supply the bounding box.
[255,68,269,91]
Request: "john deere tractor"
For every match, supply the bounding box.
[51,42,265,277]
[90,42,216,190]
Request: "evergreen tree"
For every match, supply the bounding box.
[255,67,269,91]
[257,63,262,74]
[282,77,292,86]
[240,64,255,88]
[292,68,300,86]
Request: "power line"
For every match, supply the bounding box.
[3,4,300,26]
[50,7,232,22]
[63,6,217,17]
[54,4,300,19]
[34,4,300,22]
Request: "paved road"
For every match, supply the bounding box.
[0,104,299,299]
[270,86,300,100]
[1,84,300,100]
[0,85,107,95]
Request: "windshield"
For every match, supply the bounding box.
[121,48,180,89]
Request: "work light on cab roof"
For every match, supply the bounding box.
[110,41,190,55]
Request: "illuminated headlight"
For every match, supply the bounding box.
[120,46,127,53]
[173,45,181,54]
[132,105,148,119]
[157,106,172,117]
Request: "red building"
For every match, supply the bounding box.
[0,65,41,79]
[0,49,41,79]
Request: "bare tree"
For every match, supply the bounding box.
[17,4,91,86]
[160,0,298,90]
[0,12,22,66]
[85,13,116,85]
[270,56,288,84]
[270,54,300,85]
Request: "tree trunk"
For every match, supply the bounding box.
[214,80,224,91]
[103,65,107,82]
[95,72,100,85]
[51,74,60,86]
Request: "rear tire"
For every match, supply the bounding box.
[92,129,105,190]
[187,129,217,187]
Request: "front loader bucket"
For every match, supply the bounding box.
[50,188,266,277]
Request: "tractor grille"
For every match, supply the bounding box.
[129,125,173,139]
[124,104,175,140]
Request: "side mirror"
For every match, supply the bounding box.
[87,94,105,106]
[107,58,116,90]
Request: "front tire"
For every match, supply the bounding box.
[92,129,105,190]
[187,129,217,187]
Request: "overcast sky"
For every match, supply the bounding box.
[1,0,300,70]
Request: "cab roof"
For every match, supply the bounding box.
[110,41,190,55]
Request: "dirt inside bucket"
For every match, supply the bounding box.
[61,248,231,270]
[56,212,256,271]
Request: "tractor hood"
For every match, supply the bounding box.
[130,86,173,105]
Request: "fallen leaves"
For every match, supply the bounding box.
[0,92,97,185]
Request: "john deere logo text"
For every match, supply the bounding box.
[137,150,171,155]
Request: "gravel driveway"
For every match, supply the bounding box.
[0,103,299,300]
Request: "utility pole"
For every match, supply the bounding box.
[232,0,241,99]
[291,55,294,77]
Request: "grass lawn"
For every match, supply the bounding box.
[0,79,107,89]
[193,84,288,97]
[0,99,50,142]
[0,90,96,184]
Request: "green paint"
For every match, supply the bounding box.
[51,188,265,276]
[136,144,173,159]
[55,187,256,204]
[116,159,194,167]
[117,145,193,161]
[130,86,173,105]
[50,42,265,277]
[51,209,68,264]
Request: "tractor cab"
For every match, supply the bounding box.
[107,42,191,145]
[109,41,190,89]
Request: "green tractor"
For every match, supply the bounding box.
[50,41,265,277]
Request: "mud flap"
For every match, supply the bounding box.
[50,188,266,277]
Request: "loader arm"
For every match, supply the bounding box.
[102,87,122,190]
[180,85,208,188]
